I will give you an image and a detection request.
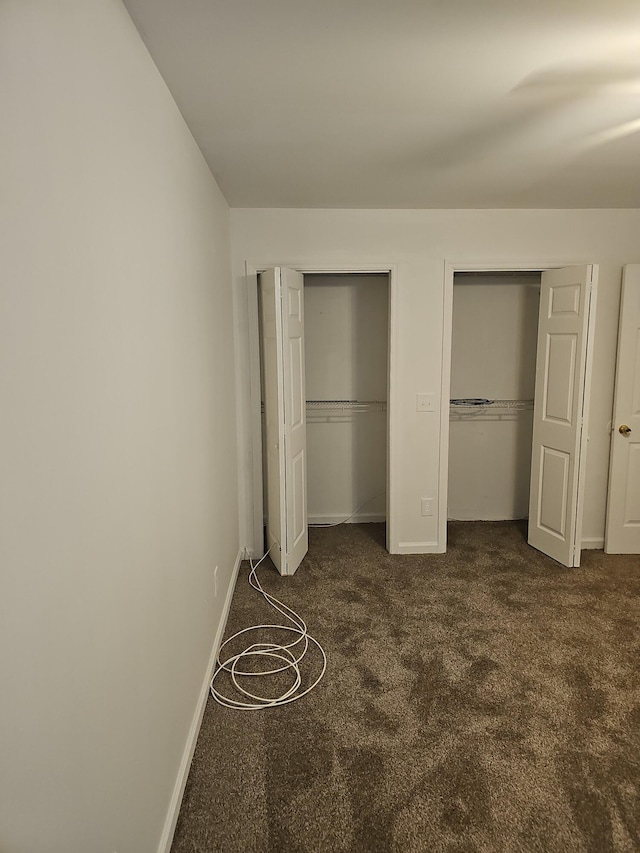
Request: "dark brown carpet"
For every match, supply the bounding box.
[171,521,640,853]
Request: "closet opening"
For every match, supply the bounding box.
[303,273,389,530]
[448,271,541,525]
[256,269,391,570]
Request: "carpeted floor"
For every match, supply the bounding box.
[171,521,640,853]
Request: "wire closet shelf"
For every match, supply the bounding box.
[261,400,387,422]
[450,398,534,421]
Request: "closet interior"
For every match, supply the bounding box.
[303,273,389,525]
[448,271,541,521]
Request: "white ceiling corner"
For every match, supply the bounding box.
[124,0,640,208]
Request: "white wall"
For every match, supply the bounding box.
[304,275,388,401]
[305,275,387,522]
[448,275,539,520]
[0,3,239,852]
[230,208,638,553]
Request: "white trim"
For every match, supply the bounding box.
[395,540,442,554]
[605,264,640,554]
[440,258,590,554]
[572,265,599,567]
[438,261,455,553]
[158,548,244,853]
[309,512,385,525]
[386,265,398,553]
[247,261,398,554]
[581,537,605,550]
[246,265,265,559]
[398,536,605,554]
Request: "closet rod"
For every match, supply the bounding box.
[306,400,387,424]
[306,400,386,411]
[450,398,533,410]
[261,400,387,414]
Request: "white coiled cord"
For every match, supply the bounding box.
[210,550,327,710]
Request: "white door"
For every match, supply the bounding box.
[605,265,640,553]
[528,265,598,567]
[259,267,308,576]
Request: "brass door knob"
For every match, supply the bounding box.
[619,424,632,436]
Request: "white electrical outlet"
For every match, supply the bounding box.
[421,498,434,516]
[416,393,436,412]
[214,565,218,597]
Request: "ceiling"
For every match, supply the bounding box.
[124,0,640,208]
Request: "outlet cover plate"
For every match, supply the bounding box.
[416,393,436,412]
[421,498,434,516]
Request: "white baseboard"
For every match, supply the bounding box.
[308,512,385,525]
[158,547,244,853]
[394,541,442,554]
[396,538,605,555]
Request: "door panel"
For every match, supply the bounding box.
[259,268,286,573]
[282,268,308,573]
[624,446,640,523]
[529,265,597,567]
[538,447,569,537]
[605,264,640,552]
[543,334,576,422]
[259,267,308,576]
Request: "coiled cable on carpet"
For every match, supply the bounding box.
[210,549,327,710]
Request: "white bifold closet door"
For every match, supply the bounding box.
[260,267,308,576]
[528,265,598,567]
